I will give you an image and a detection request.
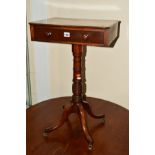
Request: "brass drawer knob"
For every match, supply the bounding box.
[46,32,52,37]
[83,34,89,40]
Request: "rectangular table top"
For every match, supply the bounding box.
[30,17,120,29]
[30,18,121,47]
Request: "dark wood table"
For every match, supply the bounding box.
[29,18,121,150]
[27,97,129,155]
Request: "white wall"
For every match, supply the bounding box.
[27,0,129,109]
[27,0,51,103]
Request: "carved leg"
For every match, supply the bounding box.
[82,101,105,121]
[43,104,74,136]
[77,104,94,150]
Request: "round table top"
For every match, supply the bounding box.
[27,97,129,155]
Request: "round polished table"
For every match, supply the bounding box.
[27,97,129,155]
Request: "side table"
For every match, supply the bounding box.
[29,18,121,150]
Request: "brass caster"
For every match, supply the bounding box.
[101,117,105,124]
[43,131,48,137]
[88,143,93,151]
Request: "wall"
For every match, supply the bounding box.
[27,0,129,109]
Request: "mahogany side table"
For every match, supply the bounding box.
[29,18,121,150]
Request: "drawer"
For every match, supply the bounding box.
[30,25,105,46]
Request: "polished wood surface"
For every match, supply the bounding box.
[27,97,129,155]
[30,17,120,47]
[30,18,119,28]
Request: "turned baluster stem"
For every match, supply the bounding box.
[72,44,87,103]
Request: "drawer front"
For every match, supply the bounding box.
[31,25,105,45]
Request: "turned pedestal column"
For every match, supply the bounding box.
[43,44,105,150]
